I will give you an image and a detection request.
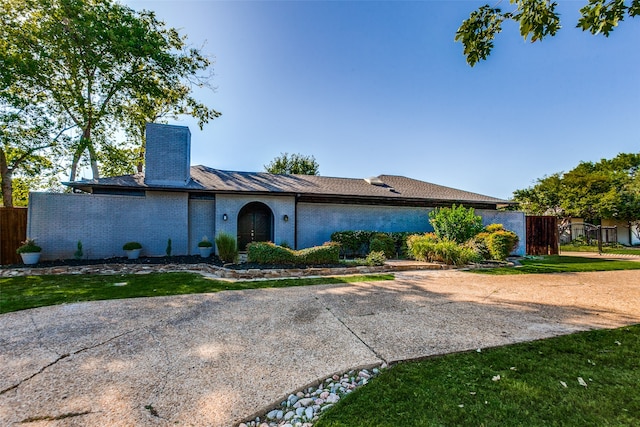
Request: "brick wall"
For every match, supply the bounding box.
[188,199,215,254]
[296,203,433,249]
[144,123,191,186]
[28,191,189,260]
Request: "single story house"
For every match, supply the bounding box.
[27,123,526,260]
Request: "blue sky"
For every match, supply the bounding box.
[124,0,639,200]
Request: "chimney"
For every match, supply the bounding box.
[144,123,191,186]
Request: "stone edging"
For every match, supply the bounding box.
[0,261,455,280]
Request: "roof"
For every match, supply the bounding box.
[67,165,511,207]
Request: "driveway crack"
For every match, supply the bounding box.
[324,307,387,365]
[0,328,142,396]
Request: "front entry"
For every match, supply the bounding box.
[237,202,273,251]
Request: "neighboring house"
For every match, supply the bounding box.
[27,123,526,260]
[560,218,640,246]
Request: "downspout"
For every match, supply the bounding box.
[294,194,299,250]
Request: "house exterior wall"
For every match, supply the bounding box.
[296,203,433,249]
[28,191,189,260]
[477,209,526,256]
[296,203,526,256]
[188,198,216,254]
[601,219,632,246]
[214,194,296,252]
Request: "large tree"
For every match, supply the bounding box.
[456,0,639,66]
[513,153,640,223]
[265,153,320,175]
[1,0,220,182]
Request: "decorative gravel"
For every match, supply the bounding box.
[239,365,386,427]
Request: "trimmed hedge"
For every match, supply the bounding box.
[330,231,414,258]
[247,242,340,265]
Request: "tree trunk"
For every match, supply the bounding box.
[0,148,13,207]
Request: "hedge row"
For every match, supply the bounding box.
[330,231,414,258]
[247,241,340,265]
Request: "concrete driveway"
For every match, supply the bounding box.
[1,269,639,426]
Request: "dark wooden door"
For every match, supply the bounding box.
[237,203,273,251]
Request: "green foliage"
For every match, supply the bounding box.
[369,233,396,258]
[457,0,639,66]
[1,0,220,182]
[247,242,340,265]
[198,236,213,248]
[296,242,341,265]
[485,230,519,261]
[16,238,41,254]
[365,251,386,266]
[165,238,172,257]
[215,232,238,263]
[247,242,296,265]
[74,241,83,260]
[122,241,142,251]
[330,231,414,258]
[428,205,484,244]
[265,152,319,175]
[406,233,482,266]
[330,231,371,257]
[513,153,640,222]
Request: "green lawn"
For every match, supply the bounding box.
[560,245,640,255]
[473,255,640,275]
[0,272,394,314]
[316,324,640,427]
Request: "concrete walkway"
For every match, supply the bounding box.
[1,269,639,426]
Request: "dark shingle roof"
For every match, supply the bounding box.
[68,165,510,206]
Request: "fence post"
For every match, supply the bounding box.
[597,225,603,255]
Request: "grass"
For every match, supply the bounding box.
[560,245,640,255]
[473,255,640,275]
[0,272,394,314]
[315,324,640,427]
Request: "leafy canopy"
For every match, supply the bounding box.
[456,0,639,66]
[265,152,319,175]
[513,153,640,222]
[428,205,484,244]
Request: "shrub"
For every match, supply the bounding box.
[406,233,482,265]
[247,241,340,265]
[330,231,372,257]
[406,233,439,262]
[365,251,386,266]
[297,242,341,265]
[16,238,42,254]
[215,232,238,263]
[198,236,214,248]
[485,230,519,260]
[122,241,142,251]
[428,205,484,244]
[247,242,295,264]
[74,241,83,260]
[369,233,396,258]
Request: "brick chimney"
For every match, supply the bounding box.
[144,123,191,186]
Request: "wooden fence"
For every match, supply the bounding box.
[526,216,558,255]
[0,207,28,265]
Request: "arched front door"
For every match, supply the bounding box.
[237,202,273,251]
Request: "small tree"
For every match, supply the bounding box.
[265,153,319,175]
[428,205,484,244]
